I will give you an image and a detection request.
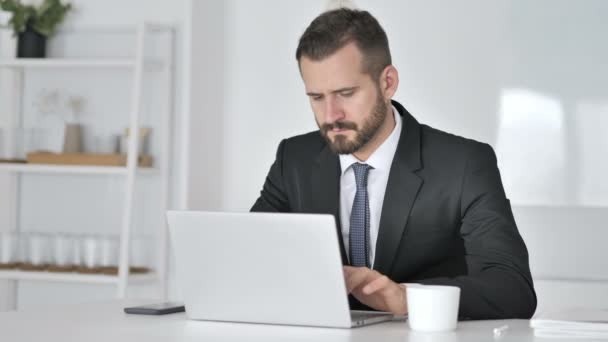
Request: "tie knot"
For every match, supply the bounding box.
[351,163,373,189]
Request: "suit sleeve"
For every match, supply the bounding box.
[250,139,291,212]
[416,143,537,319]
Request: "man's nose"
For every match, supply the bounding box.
[325,97,345,124]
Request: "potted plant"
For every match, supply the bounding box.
[0,0,71,58]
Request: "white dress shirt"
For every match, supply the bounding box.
[339,106,403,267]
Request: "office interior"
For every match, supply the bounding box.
[0,0,606,324]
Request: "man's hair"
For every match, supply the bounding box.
[295,8,392,81]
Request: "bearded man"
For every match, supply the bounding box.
[251,8,536,320]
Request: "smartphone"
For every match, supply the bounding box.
[124,302,185,315]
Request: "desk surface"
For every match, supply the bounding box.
[0,300,565,342]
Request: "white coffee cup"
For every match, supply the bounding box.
[406,284,460,332]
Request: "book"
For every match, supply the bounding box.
[531,308,608,339]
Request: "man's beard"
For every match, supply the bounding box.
[318,91,388,155]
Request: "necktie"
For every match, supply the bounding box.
[349,163,373,267]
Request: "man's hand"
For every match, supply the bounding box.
[343,266,407,315]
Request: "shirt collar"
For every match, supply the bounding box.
[339,105,403,174]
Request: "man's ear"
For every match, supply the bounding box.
[379,65,399,100]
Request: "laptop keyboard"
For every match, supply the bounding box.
[351,311,392,321]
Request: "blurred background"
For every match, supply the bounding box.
[1,0,607,316]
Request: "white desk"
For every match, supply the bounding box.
[0,300,565,341]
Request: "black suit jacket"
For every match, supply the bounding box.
[251,100,536,319]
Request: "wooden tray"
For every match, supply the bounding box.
[26,152,153,167]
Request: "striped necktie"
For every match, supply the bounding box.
[349,163,373,267]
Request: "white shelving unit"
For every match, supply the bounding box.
[0,22,174,306]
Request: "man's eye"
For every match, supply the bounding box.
[312,95,323,101]
[340,91,354,97]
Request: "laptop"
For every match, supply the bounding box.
[167,210,394,328]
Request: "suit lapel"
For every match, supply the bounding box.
[311,145,348,264]
[373,101,424,275]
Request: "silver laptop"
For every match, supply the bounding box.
[167,211,394,328]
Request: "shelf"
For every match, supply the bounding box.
[0,163,158,175]
[0,58,164,70]
[0,270,157,284]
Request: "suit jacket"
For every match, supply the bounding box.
[251,100,537,319]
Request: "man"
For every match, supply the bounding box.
[251,8,536,320]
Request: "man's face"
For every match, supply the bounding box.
[299,42,388,155]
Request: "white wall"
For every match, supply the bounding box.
[187,0,323,211]
[186,0,226,211]
[187,0,608,315]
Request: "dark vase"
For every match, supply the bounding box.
[17,26,47,58]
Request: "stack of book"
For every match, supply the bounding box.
[531,308,608,339]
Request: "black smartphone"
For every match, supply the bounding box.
[124,302,185,315]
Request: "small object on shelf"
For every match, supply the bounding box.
[0,0,72,58]
[62,123,82,153]
[81,235,100,270]
[0,232,19,267]
[26,152,153,167]
[21,233,51,270]
[33,89,86,153]
[99,236,118,268]
[120,127,151,155]
[17,25,46,58]
[50,234,74,270]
